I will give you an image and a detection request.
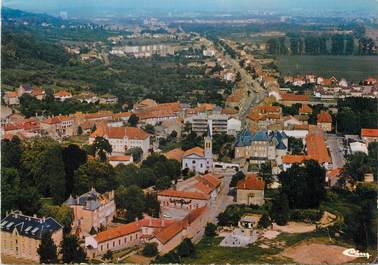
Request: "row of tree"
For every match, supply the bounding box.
[267,35,376,56]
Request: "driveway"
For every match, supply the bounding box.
[327,134,346,169]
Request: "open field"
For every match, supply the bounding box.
[277,55,378,82]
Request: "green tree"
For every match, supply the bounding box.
[1,136,23,168]
[73,160,116,194]
[39,204,74,234]
[155,176,172,190]
[288,137,303,154]
[270,192,289,226]
[128,114,139,127]
[177,238,195,257]
[205,223,217,237]
[37,232,58,264]
[77,126,83,135]
[230,171,245,187]
[142,243,158,257]
[62,144,87,196]
[258,213,272,229]
[126,147,143,163]
[115,185,145,222]
[21,137,66,204]
[92,136,112,162]
[103,250,113,261]
[144,192,160,218]
[344,152,372,181]
[144,124,155,134]
[259,161,272,185]
[60,234,86,263]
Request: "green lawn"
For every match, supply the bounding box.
[181,236,289,264]
[277,55,378,82]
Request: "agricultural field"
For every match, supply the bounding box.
[276,55,378,82]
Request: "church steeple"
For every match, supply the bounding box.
[204,124,212,159]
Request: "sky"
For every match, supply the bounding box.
[3,0,378,17]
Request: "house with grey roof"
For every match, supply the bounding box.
[1,210,63,262]
[235,129,288,164]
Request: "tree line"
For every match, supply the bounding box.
[267,34,376,56]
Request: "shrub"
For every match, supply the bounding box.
[290,209,323,223]
[205,223,217,237]
[142,243,158,257]
[258,213,272,229]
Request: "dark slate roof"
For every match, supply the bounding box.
[276,141,287,150]
[65,188,102,211]
[1,211,62,240]
[252,130,269,141]
[235,129,254,147]
[21,84,32,91]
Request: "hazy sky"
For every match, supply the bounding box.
[3,0,378,17]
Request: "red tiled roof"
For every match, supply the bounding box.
[317,111,332,123]
[90,126,150,140]
[255,105,281,113]
[193,182,212,194]
[165,148,185,161]
[280,93,309,102]
[112,112,132,120]
[5,91,18,98]
[31,87,45,96]
[306,126,331,164]
[153,207,207,244]
[158,189,209,200]
[361,128,378,138]
[54,90,72,97]
[299,104,312,114]
[183,147,204,157]
[237,174,264,190]
[282,155,308,164]
[109,155,132,161]
[199,174,221,189]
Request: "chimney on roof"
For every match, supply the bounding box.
[149,218,152,226]
[161,219,165,227]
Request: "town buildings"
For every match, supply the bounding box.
[361,128,378,144]
[246,105,282,132]
[1,211,63,262]
[236,173,265,206]
[188,113,228,135]
[234,129,288,164]
[317,111,332,132]
[182,132,213,174]
[54,90,72,101]
[89,125,151,158]
[108,155,134,167]
[65,188,116,237]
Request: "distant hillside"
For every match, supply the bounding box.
[2,7,65,26]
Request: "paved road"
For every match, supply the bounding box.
[327,134,346,169]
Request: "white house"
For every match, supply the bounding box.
[349,141,368,155]
[182,133,213,174]
[89,125,151,158]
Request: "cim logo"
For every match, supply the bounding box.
[342,248,370,259]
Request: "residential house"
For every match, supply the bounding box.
[89,125,151,158]
[277,93,310,106]
[40,115,75,139]
[361,128,378,144]
[158,189,209,211]
[317,111,332,132]
[246,105,282,132]
[3,92,19,106]
[1,211,63,262]
[16,84,32,96]
[65,188,116,237]
[236,173,265,206]
[54,90,72,101]
[99,94,118,104]
[282,155,308,171]
[31,87,45,100]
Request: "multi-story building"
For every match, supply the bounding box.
[234,129,288,164]
[3,92,19,106]
[89,125,151,158]
[65,188,116,237]
[189,113,228,135]
[40,115,76,139]
[246,105,282,132]
[1,211,63,262]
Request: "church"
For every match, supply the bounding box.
[182,129,213,174]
